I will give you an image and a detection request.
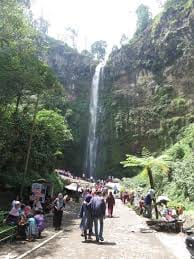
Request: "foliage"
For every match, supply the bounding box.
[0,0,74,192]
[121,124,194,207]
[135,4,152,35]
[91,40,107,60]
[121,147,169,188]
[163,0,192,10]
[64,27,78,49]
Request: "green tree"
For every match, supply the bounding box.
[91,40,107,60]
[136,4,152,34]
[0,0,74,194]
[64,27,78,49]
[120,34,128,46]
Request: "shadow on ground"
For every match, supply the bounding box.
[83,240,116,246]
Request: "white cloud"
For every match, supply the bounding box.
[31,0,162,50]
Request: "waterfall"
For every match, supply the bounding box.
[86,62,104,178]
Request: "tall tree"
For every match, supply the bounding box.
[136,4,152,35]
[91,40,107,60]
[64,27,78,49]
[120,34,128,46]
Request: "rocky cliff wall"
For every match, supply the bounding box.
[99,0,194,177]
[46,38,96,174]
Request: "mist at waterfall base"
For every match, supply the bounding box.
[85,63,104,179]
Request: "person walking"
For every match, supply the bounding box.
[79,194,93,241]
[106,191,115,217]
[90,191,106,242]
[53,193,65,230]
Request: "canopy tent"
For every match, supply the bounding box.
[65,183,82,192]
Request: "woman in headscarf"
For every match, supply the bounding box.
[53,193,65,230]
[79,194,93,240]
[6,201,21,225]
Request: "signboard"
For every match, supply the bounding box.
[32,183,47,203]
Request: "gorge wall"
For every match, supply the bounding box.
[46,38,96,174]
[98,0,194,177]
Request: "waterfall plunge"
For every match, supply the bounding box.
[86,62,104,178]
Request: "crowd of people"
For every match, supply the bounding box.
[6,200,45,241]
[120,189,184,222]
[3,182,186,246]
[4,183,117,243]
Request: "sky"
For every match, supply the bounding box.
[31,0,163,51]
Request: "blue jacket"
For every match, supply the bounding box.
[144,194,152,205]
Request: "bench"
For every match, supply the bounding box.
[0,212,17,243]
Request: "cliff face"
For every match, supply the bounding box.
[99,0,194,177]
[46,38,95,174]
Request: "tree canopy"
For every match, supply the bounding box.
[136,4,152,35]
[0,0,73,193]
[91,40,107,60]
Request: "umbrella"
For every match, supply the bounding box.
[156,195,170,203]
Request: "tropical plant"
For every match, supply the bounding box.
[121,148,170,218]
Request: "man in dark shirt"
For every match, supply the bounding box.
[90,191,106,242]
[144,189,154,218]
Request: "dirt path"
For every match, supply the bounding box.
[0,200,190,259]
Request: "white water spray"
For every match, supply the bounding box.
[86,62,104,178]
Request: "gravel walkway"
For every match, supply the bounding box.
[0,200,190,259]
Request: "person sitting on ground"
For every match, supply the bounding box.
[26,214,38,241]
[34,209,45,238]
[17,204,28,240]
[6,201,21,225]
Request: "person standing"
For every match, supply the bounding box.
[106,191,115,217]
[90,191,106,242]
[53,193,65,230]
[33,197,43,212]
[144,189,154,218]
